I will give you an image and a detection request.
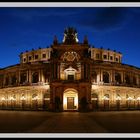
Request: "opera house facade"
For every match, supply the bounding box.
[0,27,140,112]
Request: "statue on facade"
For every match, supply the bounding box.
[62,27,79,44]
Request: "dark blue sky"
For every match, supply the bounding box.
[0,7,140,68]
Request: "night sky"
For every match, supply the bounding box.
[0,7,140,68]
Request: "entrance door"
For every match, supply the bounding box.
[67,97,74,109]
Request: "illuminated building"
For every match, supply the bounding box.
[0,27,140,111]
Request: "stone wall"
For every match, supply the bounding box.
[91,85,140,111]
[0,86,50,110]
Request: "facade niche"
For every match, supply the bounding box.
[5,77,9,86]
[20,73,27,84]
[11,75,17,85]
[125,74,130,85]
[103,72,110,83]
[32,72,39,83]
[115,72,121,84]
[133,76,137,85]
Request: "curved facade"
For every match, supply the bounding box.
[0,27,140,111]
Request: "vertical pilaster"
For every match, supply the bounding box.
[29,69,32,83]
[18,70,20,85]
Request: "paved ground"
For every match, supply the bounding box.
[0,110,140,134]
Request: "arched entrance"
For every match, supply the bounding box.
[63,88,78,111]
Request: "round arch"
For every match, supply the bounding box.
[63,88,78,111]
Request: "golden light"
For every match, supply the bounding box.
[20,96,26,100]
[92,85,99,90]
[32,96,39,100]
[127,97,133,101]
[137,97,140,101]
[1,97,6,101]
[63,89,78,110]
[102,96,109,100]
[9,97,16,101]
[116,96,121,100]
[91,98,97,100]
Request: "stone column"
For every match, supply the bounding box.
[29,70,32,83]
[26,70,29,82]
[57,63,60,80]
[41,69,44,83]
[120,71,123,84]
[137,74,139,86]
[110,70,113,83]
[3,75,6,87]
[130,72,133,85]
[18,70,20,85]
[100,69,103,82]
[81,63,84,80]
[39,69,41,82]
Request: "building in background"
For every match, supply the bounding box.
[0,27,140,111]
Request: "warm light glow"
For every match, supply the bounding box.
[63,88,78,110]
[92,85,99,89]
[102,96,109,100]
[20,96,26,100]
[137,97,140,101]
[91,98,97,100]
[32,96,39,100]
[1,97,5,101]
[44,84,50,89]
[9,97,16,101]
[116,96,121,100]
[127,97,133,100]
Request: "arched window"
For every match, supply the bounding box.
[133,76,137,85]
[43,94,50,110]
[116,94,121,110]
[20,73,27,84]
[32,94,38,100]
[91,93,98,111]
[125,74,130,85]
[103,72,110,83]
[115,72,121,84]
[103,94,110,111]
[5,77,9,86]
[32,72,39,83]
[11,75,17,85]
[64,66,76,81]
[21,94,26,109]
[32,94,38,110]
